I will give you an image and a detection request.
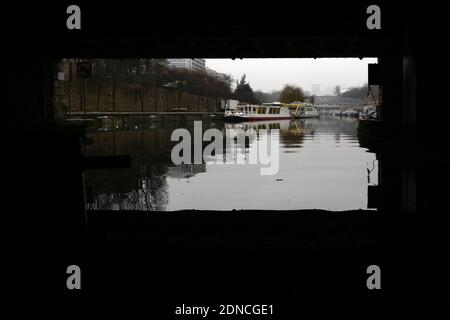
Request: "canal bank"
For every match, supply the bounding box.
[62,76,224,115]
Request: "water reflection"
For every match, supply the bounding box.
[83,115,378,211]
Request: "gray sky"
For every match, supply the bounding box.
[206,58,377,95]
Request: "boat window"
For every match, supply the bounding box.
[269,123,280,129]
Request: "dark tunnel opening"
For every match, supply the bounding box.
[4,2,449,300]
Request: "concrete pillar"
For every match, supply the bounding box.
[403,55,417,128]
[378,55,404,124]
[9,55,50,129]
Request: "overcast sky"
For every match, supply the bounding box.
[206,58,377,95]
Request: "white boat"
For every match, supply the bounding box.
[287,102,320,118]
[224,102,293,122]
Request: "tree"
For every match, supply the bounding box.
[233,74,258,104]
[254,90,281,103]
[340,83,369,100]
[279,84,305,103]
[86,59,233,99]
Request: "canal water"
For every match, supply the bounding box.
[83,115,378,211]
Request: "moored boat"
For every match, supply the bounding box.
[224,102,293,122]
[287,102,320,118]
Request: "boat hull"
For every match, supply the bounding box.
[223,115,245,122]
[296,114,320,119]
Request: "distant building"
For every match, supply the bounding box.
[167,58,206,72]
[334,85,341,96]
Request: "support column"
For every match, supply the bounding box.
[378,55,404,124]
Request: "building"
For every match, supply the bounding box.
[167,58,206,72]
